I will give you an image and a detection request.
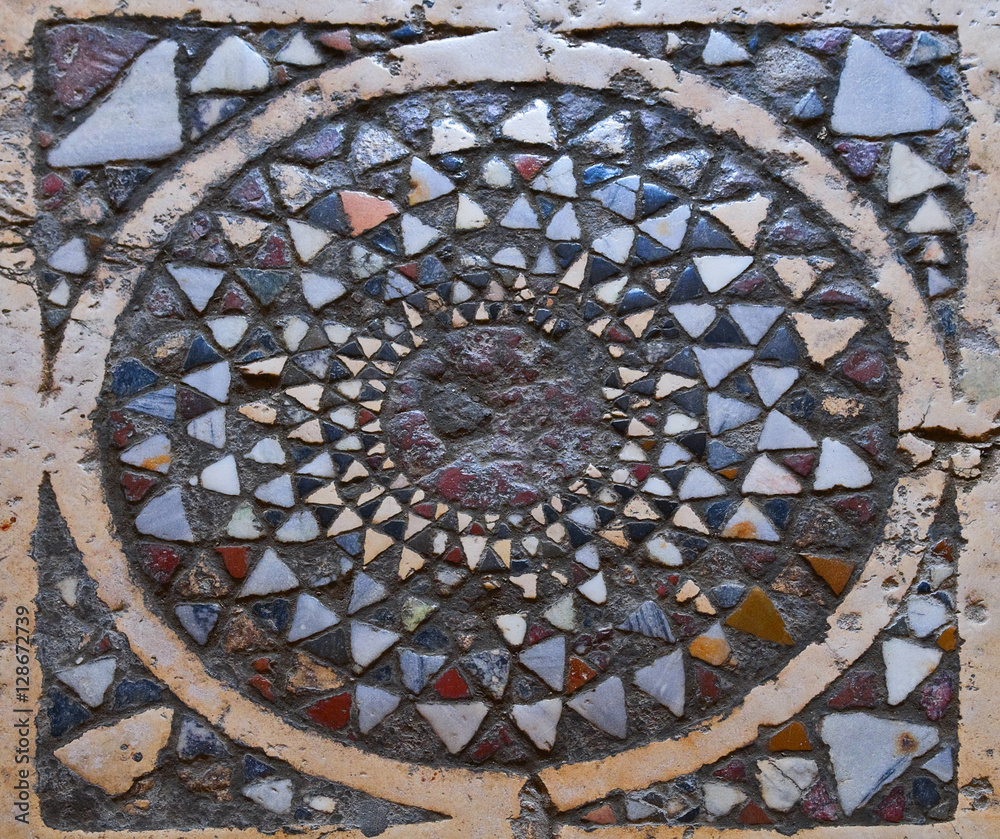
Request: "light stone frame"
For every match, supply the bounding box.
[1,1,998,837]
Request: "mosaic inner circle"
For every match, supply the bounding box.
[100,84,898,767]
[384,326,612,509]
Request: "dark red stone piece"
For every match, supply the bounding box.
[109,410,135,448]
[606,324,633,343]
[813,285,870,309]
[841,349,888,388]
[694,663,723,704]
[184,213,213,241]
[41,173,68,208]
[305,692,352,729]
[801,781,839,821]
[230,169,272,213]
[434,667,470,699]
[512,154,548,180]
[855,425,892,465]
[177,389,215,421]
[469,739,499,763]
[527,624,554,645]
[198,234,230,266]
[834,140,883,179]
[147,286,183,317]
[920,672,954,721]
[121,472,157,502]
[136,543,182,585]
[827,670,878,709]
[512,488,540,506]
[874,785,906,822]
[671,612,697,638]
[729,269,766,296]
[222,287,248,312]
[46,24,154,109]
[783,454,816,476]
[255,234,291,268]
[713,759,747,782]
[631,464,651,481]
[470,721,515,763]
[735,544,777,578]
[833,495,875,524]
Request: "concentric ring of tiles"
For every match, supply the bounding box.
[100,85,897,766]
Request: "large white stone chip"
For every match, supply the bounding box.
[191,35,270,92]
[49,41,183,167]
[831,36,950,137]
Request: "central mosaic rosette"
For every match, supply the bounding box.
[384,326,610,509]
[100,85,897,766]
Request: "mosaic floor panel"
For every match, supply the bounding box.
[1,3,996,837]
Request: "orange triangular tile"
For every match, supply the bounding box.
[738,801,773,825]
[724,586,794,645]
[582,804,615,825]
[802,553,854,595]
[567,656,598,694]
[768,721,812,751]
[937,626,957,651]
[689,627,731,666]
[340,190,399,236]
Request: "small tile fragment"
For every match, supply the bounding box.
[831,37,949,136]
[567,677,627,738]
[417,703,489,753]
[821,712,938,814]
[724,587,793,644]
[192,36,270,92]
[54,707,174,795]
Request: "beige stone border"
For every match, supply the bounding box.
[554,816,987,839]
[0,1,996,836]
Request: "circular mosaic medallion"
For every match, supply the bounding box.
[101,85,897,767]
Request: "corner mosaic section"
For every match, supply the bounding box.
[34,476,442,833]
